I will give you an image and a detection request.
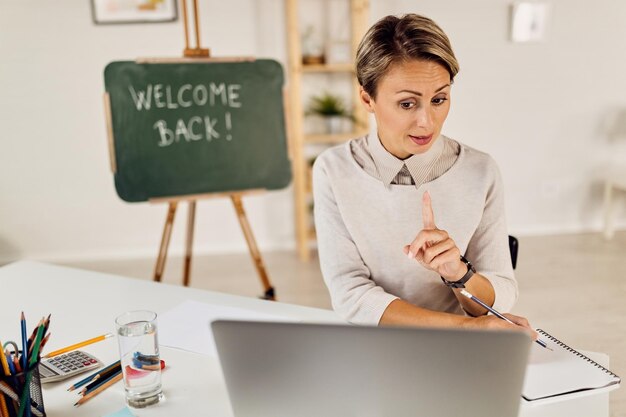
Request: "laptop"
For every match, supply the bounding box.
[212,320,531,417]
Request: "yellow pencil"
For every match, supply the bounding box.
[0,342,10,375]
[43,333,114,358]
[0,394,9,417]
[0,345,10,417]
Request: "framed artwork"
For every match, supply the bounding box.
[91,0,178,24]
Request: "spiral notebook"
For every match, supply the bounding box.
[522,329,621,404]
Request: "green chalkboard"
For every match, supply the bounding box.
[104,60,291,202]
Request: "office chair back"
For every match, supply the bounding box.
[509,235,519,270]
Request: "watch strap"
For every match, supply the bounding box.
[441,256,476,288]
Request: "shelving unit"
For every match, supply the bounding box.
[285,0,370,262]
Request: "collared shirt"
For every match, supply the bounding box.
[351,134,460,187]
[313,138,517,324]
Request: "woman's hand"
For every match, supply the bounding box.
[404,191,466,281]
[463,313,538,340]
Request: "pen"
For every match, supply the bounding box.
[459,289,552,350]
[43,333,114,359]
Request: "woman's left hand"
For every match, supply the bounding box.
[403,191,466,281]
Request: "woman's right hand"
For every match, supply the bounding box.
[463,313,538,341]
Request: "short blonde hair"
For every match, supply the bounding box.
[356,14,459,98]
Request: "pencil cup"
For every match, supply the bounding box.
[0,360,46,417]
[115,310,163,408]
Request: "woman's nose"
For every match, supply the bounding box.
[415,107,434,130]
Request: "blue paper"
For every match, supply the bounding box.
[104,407,135,417]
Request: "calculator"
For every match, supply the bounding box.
[39,350,103,383]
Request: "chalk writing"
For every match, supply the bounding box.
[128,83,242,111]
[127,82,240,147]
[153,112,233,147]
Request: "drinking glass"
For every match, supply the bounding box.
[115,310,163,408]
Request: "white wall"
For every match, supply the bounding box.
[1,0,625,263]
[386,0,626,235]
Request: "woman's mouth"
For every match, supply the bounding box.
[409,134,433,146]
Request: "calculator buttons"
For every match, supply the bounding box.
[39,350,103,383]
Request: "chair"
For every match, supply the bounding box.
[509,235,518,270]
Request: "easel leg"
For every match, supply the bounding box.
[154,202,178,282]
[231,195,276,300]
[183,200,197,286]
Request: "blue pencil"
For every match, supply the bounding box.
[18,312,31,417]
[19,313,27,377]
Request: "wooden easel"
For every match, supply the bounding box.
[150,0,276,300]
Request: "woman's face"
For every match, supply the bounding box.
[360,59,451,159]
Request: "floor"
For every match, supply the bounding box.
[60,231,626,416]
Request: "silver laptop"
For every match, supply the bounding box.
[212,320,531,417]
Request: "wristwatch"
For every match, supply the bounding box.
[440,256,475,288]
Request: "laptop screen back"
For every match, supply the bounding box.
[212,320,531,417]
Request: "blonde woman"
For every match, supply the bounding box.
[313,14,535,337]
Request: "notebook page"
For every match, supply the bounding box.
[522,331,620,401]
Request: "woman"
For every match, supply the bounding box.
[313,13,535,336]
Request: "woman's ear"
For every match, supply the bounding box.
[359,87,375,113]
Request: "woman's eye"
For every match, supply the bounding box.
[432,97,448,106]
[400,101,415,109]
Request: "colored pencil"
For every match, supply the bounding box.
[83,368,122,396]
[73,372,123,407]
[0,383,17,417]
[26,319,43,357]
[11,356,20,374]
[0,391,9,417]
[19,314,27,379]
[43,334,113,359]
[67,360,120,392]
[17,313,29,417]
[79,363,122,394]
[0,383,42,417]
[42,315,51,336]
[3,351,15,378]
[0,343,12,417]
[19,317,45,417]
[28,324,45,366]
[0,343,11,376]
[2,351,18,417]
[38,335,50,353]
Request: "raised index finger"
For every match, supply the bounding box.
[422,191,436,230]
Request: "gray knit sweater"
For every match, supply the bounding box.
[313,136,517,325]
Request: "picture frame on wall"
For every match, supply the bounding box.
[91,0,178,24]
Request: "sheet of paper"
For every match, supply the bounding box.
[104,407,135,417]
[158,300,297,357]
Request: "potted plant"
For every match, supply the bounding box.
[306,92,353,134]
[301,25,325,65]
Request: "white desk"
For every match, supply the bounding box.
[0,261,610,417]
